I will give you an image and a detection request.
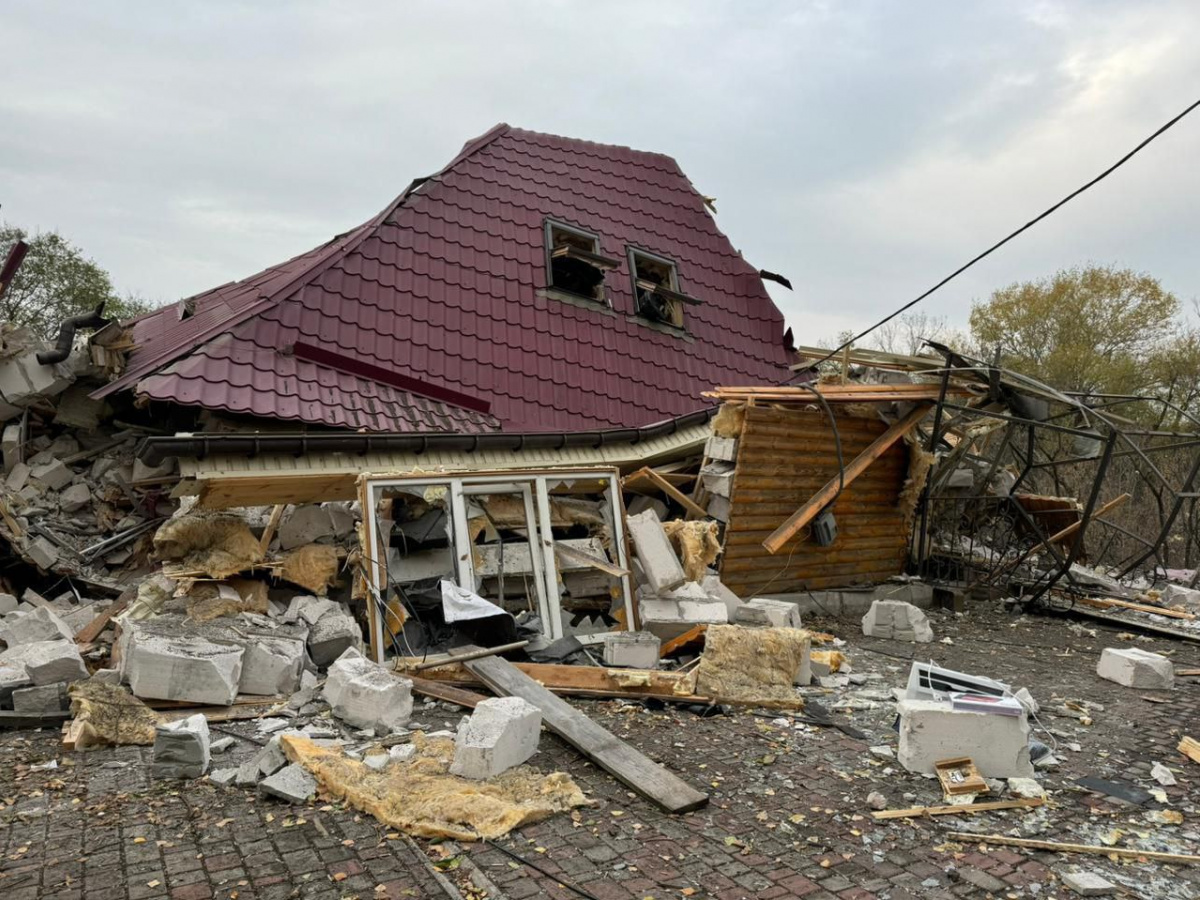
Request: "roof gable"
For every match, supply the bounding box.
[106,125,794,432]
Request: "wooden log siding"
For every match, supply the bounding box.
[718,405,910,596]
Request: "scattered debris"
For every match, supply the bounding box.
[1096,647,1175,689]
[152,713,211,779]
[450,696,542,780]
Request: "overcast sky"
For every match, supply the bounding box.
[4,1,1200,346]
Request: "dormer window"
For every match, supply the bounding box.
[544,220,619,302]
[629,248,699,329]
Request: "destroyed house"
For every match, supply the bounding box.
[93,124,796,435]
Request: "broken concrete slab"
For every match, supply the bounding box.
[2,425,22,474]
[283,594,337,626]
[0,663,32,703]
[627,510,686,594]
[0,605,74,645]
[278,505,335,551]
[861,599,934,643]
[699,461,735,498]
[1,640,88,685]
[0,352,73,422]
[30,459,73,491]
[131,456,177,484]
[734,597,802,629]
[58,482,91,512]
[704,434,738,462]
[209,767,238,786]
[626,495,668,520]
[322,649,412,734]
[124,632,245,706]
[239,636,307,696]
[259,762,317,803]
[602,631,661,669]
[700,575,743,617]
[306,608,361,666]
[450,696,542,780]
[0,593,17,616]
[153,713,211,779]
[897,698,1033,778]
[5,461,29,491]
[1159,582,1200,611]
[1096,647,1174,690]
[11,680,69,713]
[1007,777,1047,799]
[23,535,60,571]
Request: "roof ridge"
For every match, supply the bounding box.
[92,124,514,401]
[503,125,680,167]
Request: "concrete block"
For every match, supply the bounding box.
[5,461,29,491]
[210,768,238,786]
[477,537,604,577]
[700,575,743,617]
[1160,583,1200,611]
[259,763,317,803]
[1061,871,1117,896]
[153,713,211,778]
[735,598,802,629]
[210,736,236,754]
[706,494,731,522]
[627,510,686,594]
[705,435,738,462]
[699,462,735,498]
[1096,647,1174,690]
[897,698,1033,778]
[235,757,262,786]
[53,384,106,430]
[30,459,73,491]
[326,502,357,539]
[450,696,542,780]
[254,734,290,776]
[58,482,91,512]
[131,457,177,483]
[0,352,73,419]
[125,633,245,705]
[0,605,74,645]
[602,631,661,669]
[861,600,934,643]
[306,609,361,666]
[2,424,22,473]
[92,668,121,686]
[637,596,728,641]
[1,640,87,684]
[626,495,668,520]
[23,536,60,571]
[283,594,337,626]
[11,681,69,712]
[0,663,32,703]
[240,636,307,696]
[323,650,412,733]
[0,593,17,616]
[278,505,335,550]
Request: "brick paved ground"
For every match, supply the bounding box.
[0,603,1197,900]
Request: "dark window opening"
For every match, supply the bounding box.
[629,249,698,329]
[545,220,618,302]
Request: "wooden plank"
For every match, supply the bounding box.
[872,798,1043,820]
[0,497,24,539]
[1077,596,1196,620]
[945,832,1200,864]
[553,542,629,577]
[410,640,529,672]
[762,403,930,554]
[1177,669,1200,677]
[625,467,708,518]
[415,660,701,699]
[74,597,130,645]
[1179,735,1200,764]
[463,653,709,814]
[61,718,84,750]
[659,624,707,658]
[0,710,71,729]
[258,504,286,553]
[409,676,489,709]
[1039,493,1129,548]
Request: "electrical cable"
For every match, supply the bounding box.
[798,383,845,503]
[482,839,603,900]
[805,96,1200,372]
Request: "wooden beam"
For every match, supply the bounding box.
[74,597,130,645]
[763,403,931,554]
[1039,493,1130,550]
[945,832,1200,864]
[409,640,529,672]
[872,798,1043,820]
[258,504,286,553]
[1077,596,1196,620]
[553,542,629,577]
[659,624,707,658]
[1179,735,1200,764]
[409,676,489,709]
[626,467,708,518]
[463,654,709,814]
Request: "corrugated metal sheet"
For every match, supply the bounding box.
[719,406,910,596]
[183,419,711,508]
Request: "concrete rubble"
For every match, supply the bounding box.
[734,597,803,629]
[322,648,413,734]
[123,630,245,706]
[259,762,317,803]
[1095,647,1175,690]
[152,713,211,778]
[602,630,661,668]
[861,599,934,642]
[450,696,542,780]
[896,698,1034,778]
[1,639,88,684]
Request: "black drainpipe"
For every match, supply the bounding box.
[37,302,110,365]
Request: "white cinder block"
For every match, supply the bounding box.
[240,637,307,696]
[1096,648,1174,690]
[638,597,728,641]
[323,649,412,733]
[897,698,1033,778]
[0,640,88,685]
[0,606,74,645]
[153,713,211,778]
[627,510,686,594]
[735,598,802,629]
[861,600,934,643]
[125,633,245,705]
[602,631,661,669]
[306,609,361,666]
[701,575,743,617]
[705,435,738,462]
[450,696,542,780]
[1159,583,1200,611]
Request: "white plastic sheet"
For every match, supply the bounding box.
[440,579,506,623]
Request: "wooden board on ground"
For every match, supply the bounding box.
[463,654,709,814]
[409,676,489,709]
[74,597,131,645]
[1180,735,1200,764]
[945,832,1200,864]
[0,710,70,730]
[872,798,1043,820]
[61,718,84,750]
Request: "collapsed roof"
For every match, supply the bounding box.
[96,124,795,433]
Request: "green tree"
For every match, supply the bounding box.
[0,224,156,339]
[969,265,1181,397]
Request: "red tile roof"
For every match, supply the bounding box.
[100,124,795,433]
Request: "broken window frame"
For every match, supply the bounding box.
[543,219,620,304]
[627,247,699,330]
[360,468,636,663]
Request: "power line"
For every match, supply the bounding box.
[806,96,1200,371]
